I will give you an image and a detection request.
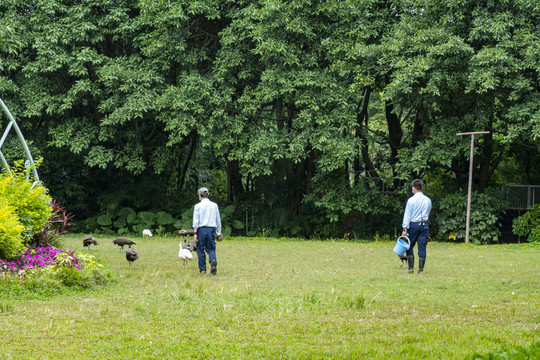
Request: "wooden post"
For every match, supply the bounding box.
[456,131,490,243]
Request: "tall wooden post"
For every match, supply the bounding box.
[456,131,490,243]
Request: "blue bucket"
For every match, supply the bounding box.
[393,236,410,256]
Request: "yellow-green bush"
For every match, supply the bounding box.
[0,204,25,259]
[0,169,51,259]
[0,173,51,238]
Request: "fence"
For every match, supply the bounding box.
[501,185,540,210]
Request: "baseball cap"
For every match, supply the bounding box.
[198,187,209,195]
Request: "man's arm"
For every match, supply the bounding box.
[193,205,199,242]
[402,199,412,236]
[215,205,222,236]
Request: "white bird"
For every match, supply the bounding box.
[178,243,193,267]
[142,229,153,238]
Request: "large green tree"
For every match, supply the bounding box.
[0,0,226,215]
[0,0,538,237]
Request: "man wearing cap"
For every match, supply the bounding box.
[401,179,432,274]
[193,187,222,275]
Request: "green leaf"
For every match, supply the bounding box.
[118,227,129,235]
[132,223,146,233]
[181,219,193,229]
[117,207,135,218]
[138,211,156,226]
[97,214,112,226]
[232,220,245,229]
[126,211,137,225]
[156,211,173,225]
[222,205,236,217]
[106,202,119,218]
[221,224,231,237]
[114,217,126,228]
[173,220,183,229]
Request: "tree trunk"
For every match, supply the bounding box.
[292,159,307,216]
[178,132,197,192]
[226,159,244,203]
[306,150,316,195]
[385,101,403,187]
[357,87,380,182]
[227,159,233,203]
[451,158,466,190]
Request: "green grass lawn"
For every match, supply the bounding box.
[0,236,538,359]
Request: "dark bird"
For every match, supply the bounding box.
[126,246,139,270]
[113,237,136,250]
[398,254,408,267]
[182,239,197,252]
[83,235,99,249]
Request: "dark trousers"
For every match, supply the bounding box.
[406,223,429,258]
[197,226,217,271]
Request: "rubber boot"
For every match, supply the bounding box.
[407,255,414,274]
[418,258,426,274]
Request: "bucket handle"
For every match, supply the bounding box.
[398,236,410,249]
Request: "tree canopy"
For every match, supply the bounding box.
[1,0,538,238]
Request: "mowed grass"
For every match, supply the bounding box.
[0,236,538,359]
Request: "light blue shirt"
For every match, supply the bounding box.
[402,192,432,229]
[193,198,222,235]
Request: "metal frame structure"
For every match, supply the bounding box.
[502,185,540,210]
[0,98,39,186]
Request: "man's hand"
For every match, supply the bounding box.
[401,229,408,237]
[217,234,223,241]
[194,234,198,242]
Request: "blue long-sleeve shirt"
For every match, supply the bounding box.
[193,198,222,235]
[402,192,432,229]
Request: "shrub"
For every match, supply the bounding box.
[92,202,182,235]
[434,189,506,244]
[89,201,241,236]
[0,170,51,242]
[465,340,539,359]
[32,200,75,248]
[513,203,540,242]
[0,204,25,259]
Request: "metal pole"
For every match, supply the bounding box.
[0,150,12,174]
[456,131,490,243]
[465,134,474,244]
[0,98,39,182]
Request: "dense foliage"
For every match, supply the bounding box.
[0,169,51,258]
[0,170,51,238]
[32,200,75,248]
[0,24,22,60]
[434,190,506,244]
[1,0,538,239]
[466,340,540,360]
[0,203,25,259]
[513,204,540,242]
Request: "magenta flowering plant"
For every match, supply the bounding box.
[0,246,83,273]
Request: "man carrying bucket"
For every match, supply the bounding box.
[401,179,432,274]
